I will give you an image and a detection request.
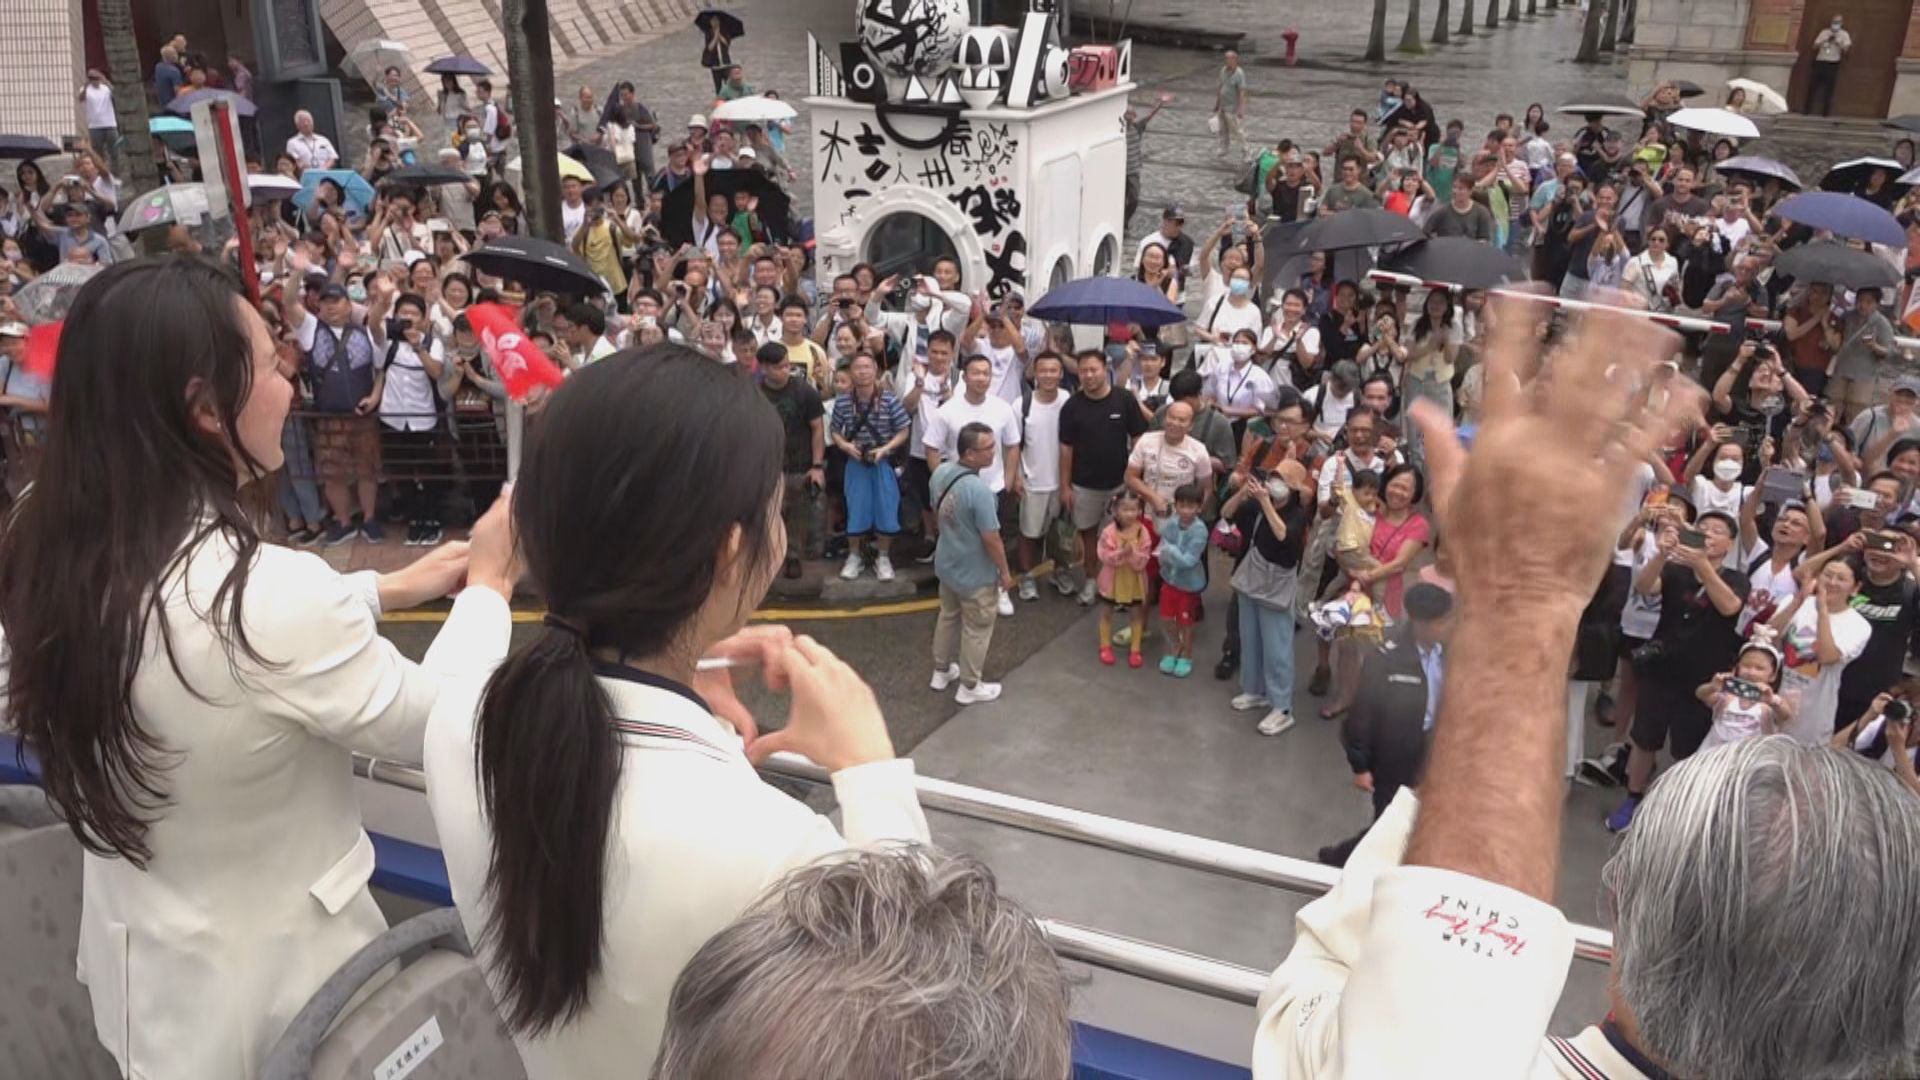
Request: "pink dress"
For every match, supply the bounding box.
[1370,511,1431,621]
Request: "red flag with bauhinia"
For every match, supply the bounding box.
[23,322,61,382]
[467,303,566,401]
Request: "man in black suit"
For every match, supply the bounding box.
[1318,582,1454,867]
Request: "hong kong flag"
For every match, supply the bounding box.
[22,322,61,381]
[466,303,567,401]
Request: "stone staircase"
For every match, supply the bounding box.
[1739,114,1907,184]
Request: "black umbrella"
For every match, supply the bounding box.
[0,134,59,160]
[1291,208,1425,254]
[1263,220,1372,294]
[1555,94,1644,118]
[383,164,472,187]
[563,143,625,194]
[1883,115,1920,134]
[1820,156,1906,193]
[1714,154,1802,189]
[465,236,605,296]
[425,55,491,76]
[1379,238,1527,290]
[695,9,746,39]
[1673,80,1706,99]
[1772,240,1900,289]
[659,167,792,248]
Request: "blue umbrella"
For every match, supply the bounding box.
[425,55,491,77]
[164,89,257,119]
[292,169,377,213]
[149,116,195,153]
[1772,192,1906,248]
[1027,276,1187,328]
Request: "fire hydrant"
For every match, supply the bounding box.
[1282,29,1300,66]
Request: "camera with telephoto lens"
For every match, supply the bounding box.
[385,316,413,340]
[1887,699,1913,723]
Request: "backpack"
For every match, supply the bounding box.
[493,103,513,142]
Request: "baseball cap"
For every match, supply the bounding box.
[1894,375,1920,396]
[738,146,757,160]
[0,321,27,338]
[317,283,350,302]
[689,113,709,129]
[1162,204,1185,221]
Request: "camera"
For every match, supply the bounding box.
[1888,699,1914,723]
[384,316,413,340]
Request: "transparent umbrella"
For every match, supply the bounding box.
[12,263,103,324]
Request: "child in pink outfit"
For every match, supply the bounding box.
[1097,491,1153,668]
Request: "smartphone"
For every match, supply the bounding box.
[1723,677,1764,702]
[1867,531,1903,555]
[1644,484,1669,508]
[1759,466,1803,505]
[1678,528,1707,550]
[1847,488,1882,511]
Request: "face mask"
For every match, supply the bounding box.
[347,283,367,304]
[464,127,480,139]
[1231,343,1254,362]
[910,294,932,312]
[1713,458,1743,483]
[1229,279,1251,298]
[1267,480,1292,506]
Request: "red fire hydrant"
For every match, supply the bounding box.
[1282,30,1300,66]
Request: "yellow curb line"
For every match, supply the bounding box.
[381,596,942,624]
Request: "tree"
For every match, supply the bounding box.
[1399,0,1426,52]
[1527,0,1538,14]
[1459,0,1475,36]
[1600,0,1621,50]
[1366,0,1389,61]
[97,0,157,195]
[1575,0,1605,60]
[1433,0,1452,43]
[503,0,562,240]
[1506,0,1520,20]
[1485,0,1499,29]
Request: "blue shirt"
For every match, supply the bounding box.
[931,462,1000,592]
[154,62,183,104]
[1155,516,1210,594]
[1419,641,1445,732]
[830,387,910,453]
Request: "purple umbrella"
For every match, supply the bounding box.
[425,55,491,77]
[1027,275,1187,328]
[1771,192,1906,248]
[164,89,257,118]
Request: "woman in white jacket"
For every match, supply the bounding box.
[424,344,930,1079]
[0,256,520,1080]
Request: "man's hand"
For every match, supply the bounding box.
[1353,771,1374,793]
[355,392,379,416]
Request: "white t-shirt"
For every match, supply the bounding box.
[1260,317,1321,360]
[1619,532,1664,640]
[1700,694,1773,754]
[1689,475,1749,519]
[975,339,1024,406]
[1205,360,1278,415]
[924,393,1021,493]
[1128,431,1213,508]
[908,365,954,461]
[1713,215,1752,250]
[1777,601,1872,745]
[82,84,117,129]
[1732,539,1801,636]
[1303,384,1354,439]
[1020,392,1066,492]
[562,200,587,243]
[378,336,446,433]
[1317,450,1387,507]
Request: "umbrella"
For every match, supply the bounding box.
[425,55,491,77]
[292,169,377,213]
[1819,157,1906,193]
[562,144,626,193]
[1290,208,1424,253]
[710,95,798,124]
[11,263,102,324]
[343,39,412,83]
[1884,115,1920,134]
[1772,240,1900,289]
[0,134,59,160]
[248,173,302,201]
[1772,192,1906,247]
[1673,79,1706,99]
[1727,78,1788,115]
[165,89,257,119]
[464,236,605,296]
[149,116,196,154]
[1713,154,1802,189]
[120,184,211,235]
[1378,238,1526,290]
[554,154,593,183]
[383,163,472,187]
[695,9,746,39]
[1027,276,1187,327]
[1555,94,1644,119]
[1665,107,1759,140]
[659,167,792,248]
[1900,165,1920,186]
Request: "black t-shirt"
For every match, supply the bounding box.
[1059,387,1147,490]
[1318,310,1364,365]
[1232,498,1310,568]
[1839,575,1920,705]
[1566,211,1603,280]
[761,376,824,473]
[1651,562,1752,681]
[1270,179,1309,224]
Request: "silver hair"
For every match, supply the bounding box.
[650,845,1073,1080]
[1601,737,1920,1078]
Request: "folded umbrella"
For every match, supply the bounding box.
[1713,155,1801,189]
[165,89,257,118]
[1665,107,1759,140]
[292,169,377,213]
[425,55,491,77]
[1379,238,1527,290]
[1727,78,1788,115]
[1772,240,1900,290]
[465,236,605,296]
[0,134,60,160]
[1771,192,1906,248]
[1819,157,1906,194]
[1027,276,1188,328]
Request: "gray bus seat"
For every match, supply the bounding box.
[0,821,121,1080]
[260,906,527,1080]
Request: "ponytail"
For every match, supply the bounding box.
[474,618,622,1035]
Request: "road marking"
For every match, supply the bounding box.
[380,596,942,625]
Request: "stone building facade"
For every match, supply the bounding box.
[1631,0,1920,117]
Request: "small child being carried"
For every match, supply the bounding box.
[1319,468,1383,603]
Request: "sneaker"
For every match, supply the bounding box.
[404,523,425,547]
[360,520,385,545]
[1173,658,1194,678]
[997,589,1015,617]
[286,526,319,547]
[840,552,864,580]
[1051,572,1077,596]
[1605,795,1642,834]
[1214,653,1238,680]
[914,542,938,565]
[929,662,961,691]
[1256,709,1296,736]
[874,554,896,582]
[419,522,443,546]
[1576,758,1621,788]
[1078,579,1098,606]
[1230,693,1269,712]
[320,521,357,548]
[1159,655,1178,675]
[1099,646,1117,666]
[1307,664,1331,697]
[1018,577,1039,602]
[955,681,1002,705]
[783,556,803,580]
[1127,651,1144,669]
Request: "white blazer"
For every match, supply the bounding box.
[425,643,932,1080]
[12,533,511,1080]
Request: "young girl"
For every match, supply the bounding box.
[1154,484,1210,677]
[1696,635,1793,753]
[1097,491,1154,668]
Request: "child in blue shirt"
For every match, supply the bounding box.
[1154,483,1211,677]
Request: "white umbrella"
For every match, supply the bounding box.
[342,39,412,84]
[710,95,799,124]
[1726,78,1788,115]
[247,174,301,201]
[1666,107,1760,140]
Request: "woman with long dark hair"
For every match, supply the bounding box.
[423,344,929,1077]
[0,256,518,1080]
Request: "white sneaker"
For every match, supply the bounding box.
[1018,577,1039,601]
[997,589,1015,616]
[1052,573,1077,596]
[956,680,1003,705]
[874,554,896,581]
[1256,709,1296,736]
[1230,693,1270,712]
[840,552,863,580]
[1077,579,1098,606]
[929,663,961,691]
